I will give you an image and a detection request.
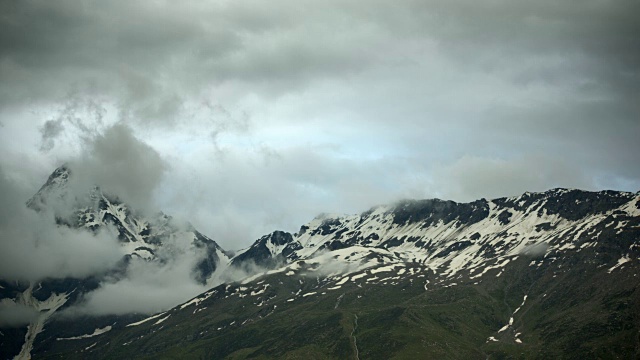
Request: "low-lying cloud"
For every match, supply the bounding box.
[67,254,208,316]
[0,302,39,327]
[520,242,550,258]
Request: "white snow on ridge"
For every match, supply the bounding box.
[619,196,640,217]
[180,290,217,309]
[370,264,402,274]
[265,237,289,258]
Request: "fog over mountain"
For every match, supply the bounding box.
[1,0,638,253]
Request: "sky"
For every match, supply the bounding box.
[1,0,639,252]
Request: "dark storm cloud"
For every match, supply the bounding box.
[68,123,167,212]
[1,0,637,99]
[0,0,371,112]
[39,118,64,151]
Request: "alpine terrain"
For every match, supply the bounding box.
[1,166,639,359]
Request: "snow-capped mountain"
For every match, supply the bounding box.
[27,165,230,275]
[232,188,640,282]
[2,166,639,359]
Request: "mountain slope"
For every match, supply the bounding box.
[29,188,640,359]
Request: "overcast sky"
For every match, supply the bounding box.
[1,0,639,250]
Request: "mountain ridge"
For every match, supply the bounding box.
[1,166,639,359]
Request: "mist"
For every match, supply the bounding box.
[0,302,39,327]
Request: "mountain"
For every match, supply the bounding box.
[0,166,231,359]
[26,165,229,275]
[1,166,639,359]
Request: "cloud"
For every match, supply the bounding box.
[68,123,167,213]
[64,230,220,316]
[431,154,593,202]
[520,242,550,258]
[0,302,39,327]
[0,0,638,253]
[1,0,637,104]
[0,0,637,320]
[66,258,206,316]
[155,143,426,250]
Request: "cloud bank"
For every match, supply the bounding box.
[0,0,638,253]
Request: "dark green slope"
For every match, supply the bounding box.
[35,249,640,360]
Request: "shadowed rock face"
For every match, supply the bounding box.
[390,198,491,227]
[231,231,298,269]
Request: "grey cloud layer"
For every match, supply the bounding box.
[69,123,167,212]
[0,0,638,251]
[2,0,637,99]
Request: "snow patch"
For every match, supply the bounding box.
[57,326,112,340]
[126,312,166,327]
[154,314,171,325]
[351,273,368,281]
[608,255,632,273]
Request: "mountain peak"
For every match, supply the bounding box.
[26,164,71,211]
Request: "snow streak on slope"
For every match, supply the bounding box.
[57,326,112,341]
[9,284,70,360]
